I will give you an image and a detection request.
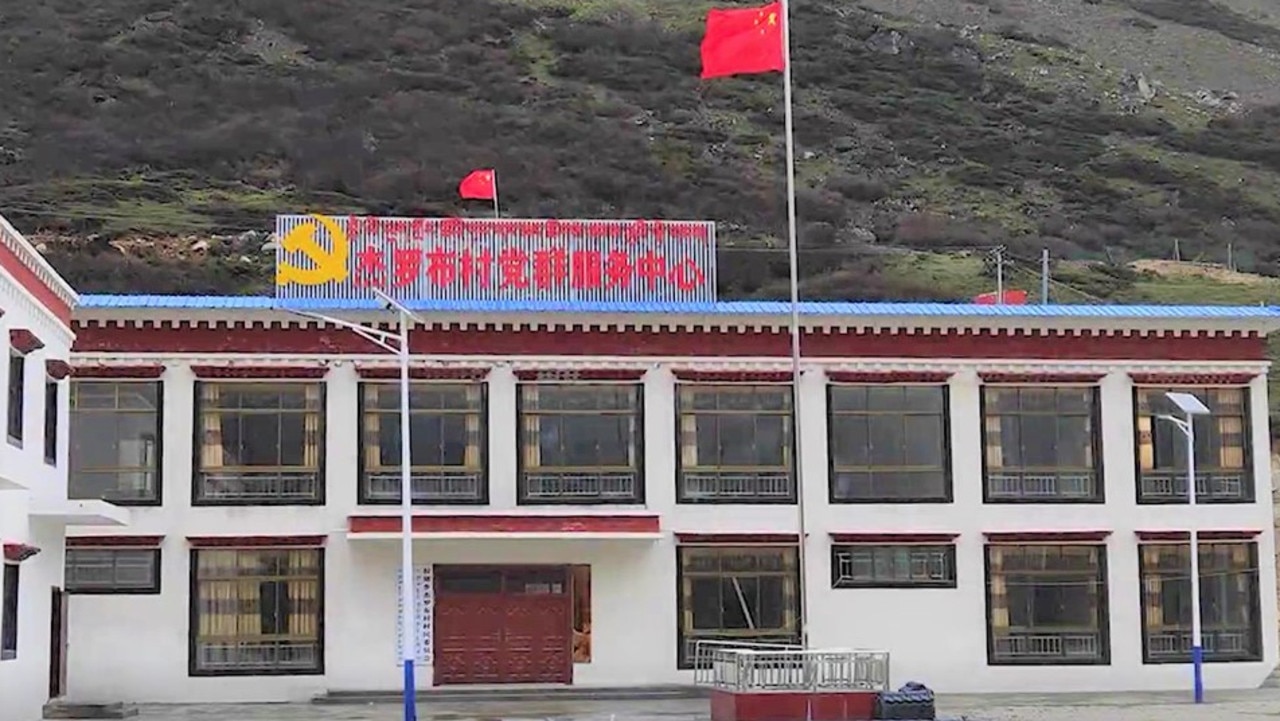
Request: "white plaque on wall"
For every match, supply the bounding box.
[395,565,433,664]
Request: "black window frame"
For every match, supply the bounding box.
[356,381,488,506]
[1133,386,1253,504]
[675,383,796,505]
[827,383,952,503]
[980,385,1103,504]
[69,380,164,506]
[7,351,25,446]
[43,378,58,465]
[1138,541,1263,664]
[1,563,18,660]
[675,544,801,669]
[188,546,325,677]
[65,547,162,595]
[516,382,645,505]
[830,543,957,589]
[984,543,1111,666]
[192,381,326,507]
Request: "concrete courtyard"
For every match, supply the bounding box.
[128,688,1280,721]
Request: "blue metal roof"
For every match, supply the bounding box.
[74,294,1280,319]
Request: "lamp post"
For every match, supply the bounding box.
[1156,390,1212,704]
[283,289,425,721]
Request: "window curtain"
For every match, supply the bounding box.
[362,386,382,469]
[1213,389,1246,469]
[1142,546,1165,628]
[237,552,262,636]
[197,551,238,642]
[287,550,318,638]
[465,386,482,467]
[679,411,699,468]
[200,384,223,469]
[1136,413,1155,471]
[988,548,1009,633]
[303,385,321,468]
[1231,545,1250,601]
[522,386,541,469]
[984,413,1004,469]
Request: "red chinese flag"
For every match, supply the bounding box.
[700,2,785,80]
[458,169,496,201]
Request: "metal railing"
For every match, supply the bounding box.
[196,469,321,504]
[1139,471,1251,503]
[991,631,1105,663]
[521,470,640,503]
[363,469,484,503]
[693,640,890,693]
[1146,628,1259,661]
[987,470,1098,501]
[194,639,320,672]
[681,470,794,502]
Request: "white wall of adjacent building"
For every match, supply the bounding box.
[64,354,1278,703]
[0,223,79,721]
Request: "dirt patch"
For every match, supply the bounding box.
[1130,258,1273,285]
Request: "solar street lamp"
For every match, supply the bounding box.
[1155,390,1212,704]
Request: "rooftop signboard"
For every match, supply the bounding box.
[274,215,718,306]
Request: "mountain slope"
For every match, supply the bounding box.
[4,0,1280,303]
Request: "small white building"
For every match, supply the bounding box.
[0,216,127,721]
[59,294,1280,703]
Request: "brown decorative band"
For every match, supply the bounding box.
[983,531,1111,543]
[67,535,165,548]
[190,365,328,379]
[514,368,646,381]
[9,328,44,354]
[1130,373,1257,386]
[980,373,1105,384]
[672,370,792,382]
[72,365,166,379]
[829,532,959,544]
[187,535,327,548]
[356,366,490,380]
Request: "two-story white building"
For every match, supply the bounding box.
[0,216,127,721]
[58,293,1280,703]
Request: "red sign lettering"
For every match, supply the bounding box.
[532,247,570,290]
[393,248,421,288]
[571,250,603,290]
[425,247,458,287]
[353,246,386,288]
[459,250,493,288]
[604,251,632,289]
[635,251,666,288]
[498,248,529,289]
[669,257,705,290]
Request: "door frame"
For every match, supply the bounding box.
[48,586,68,699]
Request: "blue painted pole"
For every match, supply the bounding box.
[403,659,417,721]
[1191,645,1204,704]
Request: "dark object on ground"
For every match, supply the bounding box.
[874,681,936,719]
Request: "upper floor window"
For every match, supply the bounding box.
[982,386,1101,503]
[195,383,323,505]
[65,548,162,594]
[985,543,1109,665]
[518,383,643,504]
[828,384,949,503]
[1140,541,1262,663]
[43,380,58,465]
[70,381,162,505]
[190,547,323,676]
[359,382,486,505]
[1136,387,1251,504]
[677,384,793,504]
[6,352,24,445]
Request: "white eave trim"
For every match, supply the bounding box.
[29,499,130,527]
[346,531,663,541]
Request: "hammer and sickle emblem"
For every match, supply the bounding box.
[275,214,350,287]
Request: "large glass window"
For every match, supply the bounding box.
[1135,387,1251,503]
[7,352,24,445]
[677,546,800,668]
[70,381,161,504]
[190,548,323,676]
[828,385,949,502]
[1140,542,1262,663]
[359,383,485,505]
[677,384,793,503]
[194,383,323,505]
[831,544,956,588]
[982,386,1100,502]
[985,544,1109,665]
[519,384,642,504]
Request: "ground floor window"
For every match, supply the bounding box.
[985,544,1109,665]
[677,545,800,668]
[190,547,323,676]
[1140,541,1262,663]
[66,548,161,594]
[1,563,17,660]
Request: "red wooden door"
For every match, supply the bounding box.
[434,566,571,685]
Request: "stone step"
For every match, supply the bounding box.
[42,702,138,720]
[314,684,705,704]
[1261,666,1280,688]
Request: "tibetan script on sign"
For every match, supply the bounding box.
[274,215,718,305]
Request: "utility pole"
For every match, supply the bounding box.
[989,245,1006,304]
[1227,243,1235,272]
[1040,248,1050,304]
[1174,238,1181,262]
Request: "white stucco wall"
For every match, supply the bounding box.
[0,223,78,721]
[64,355,1279,703]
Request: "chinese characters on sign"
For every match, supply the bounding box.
[274,215,718,305]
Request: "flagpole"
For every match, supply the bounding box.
[778,0,808,652]
[492,171,500,219]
